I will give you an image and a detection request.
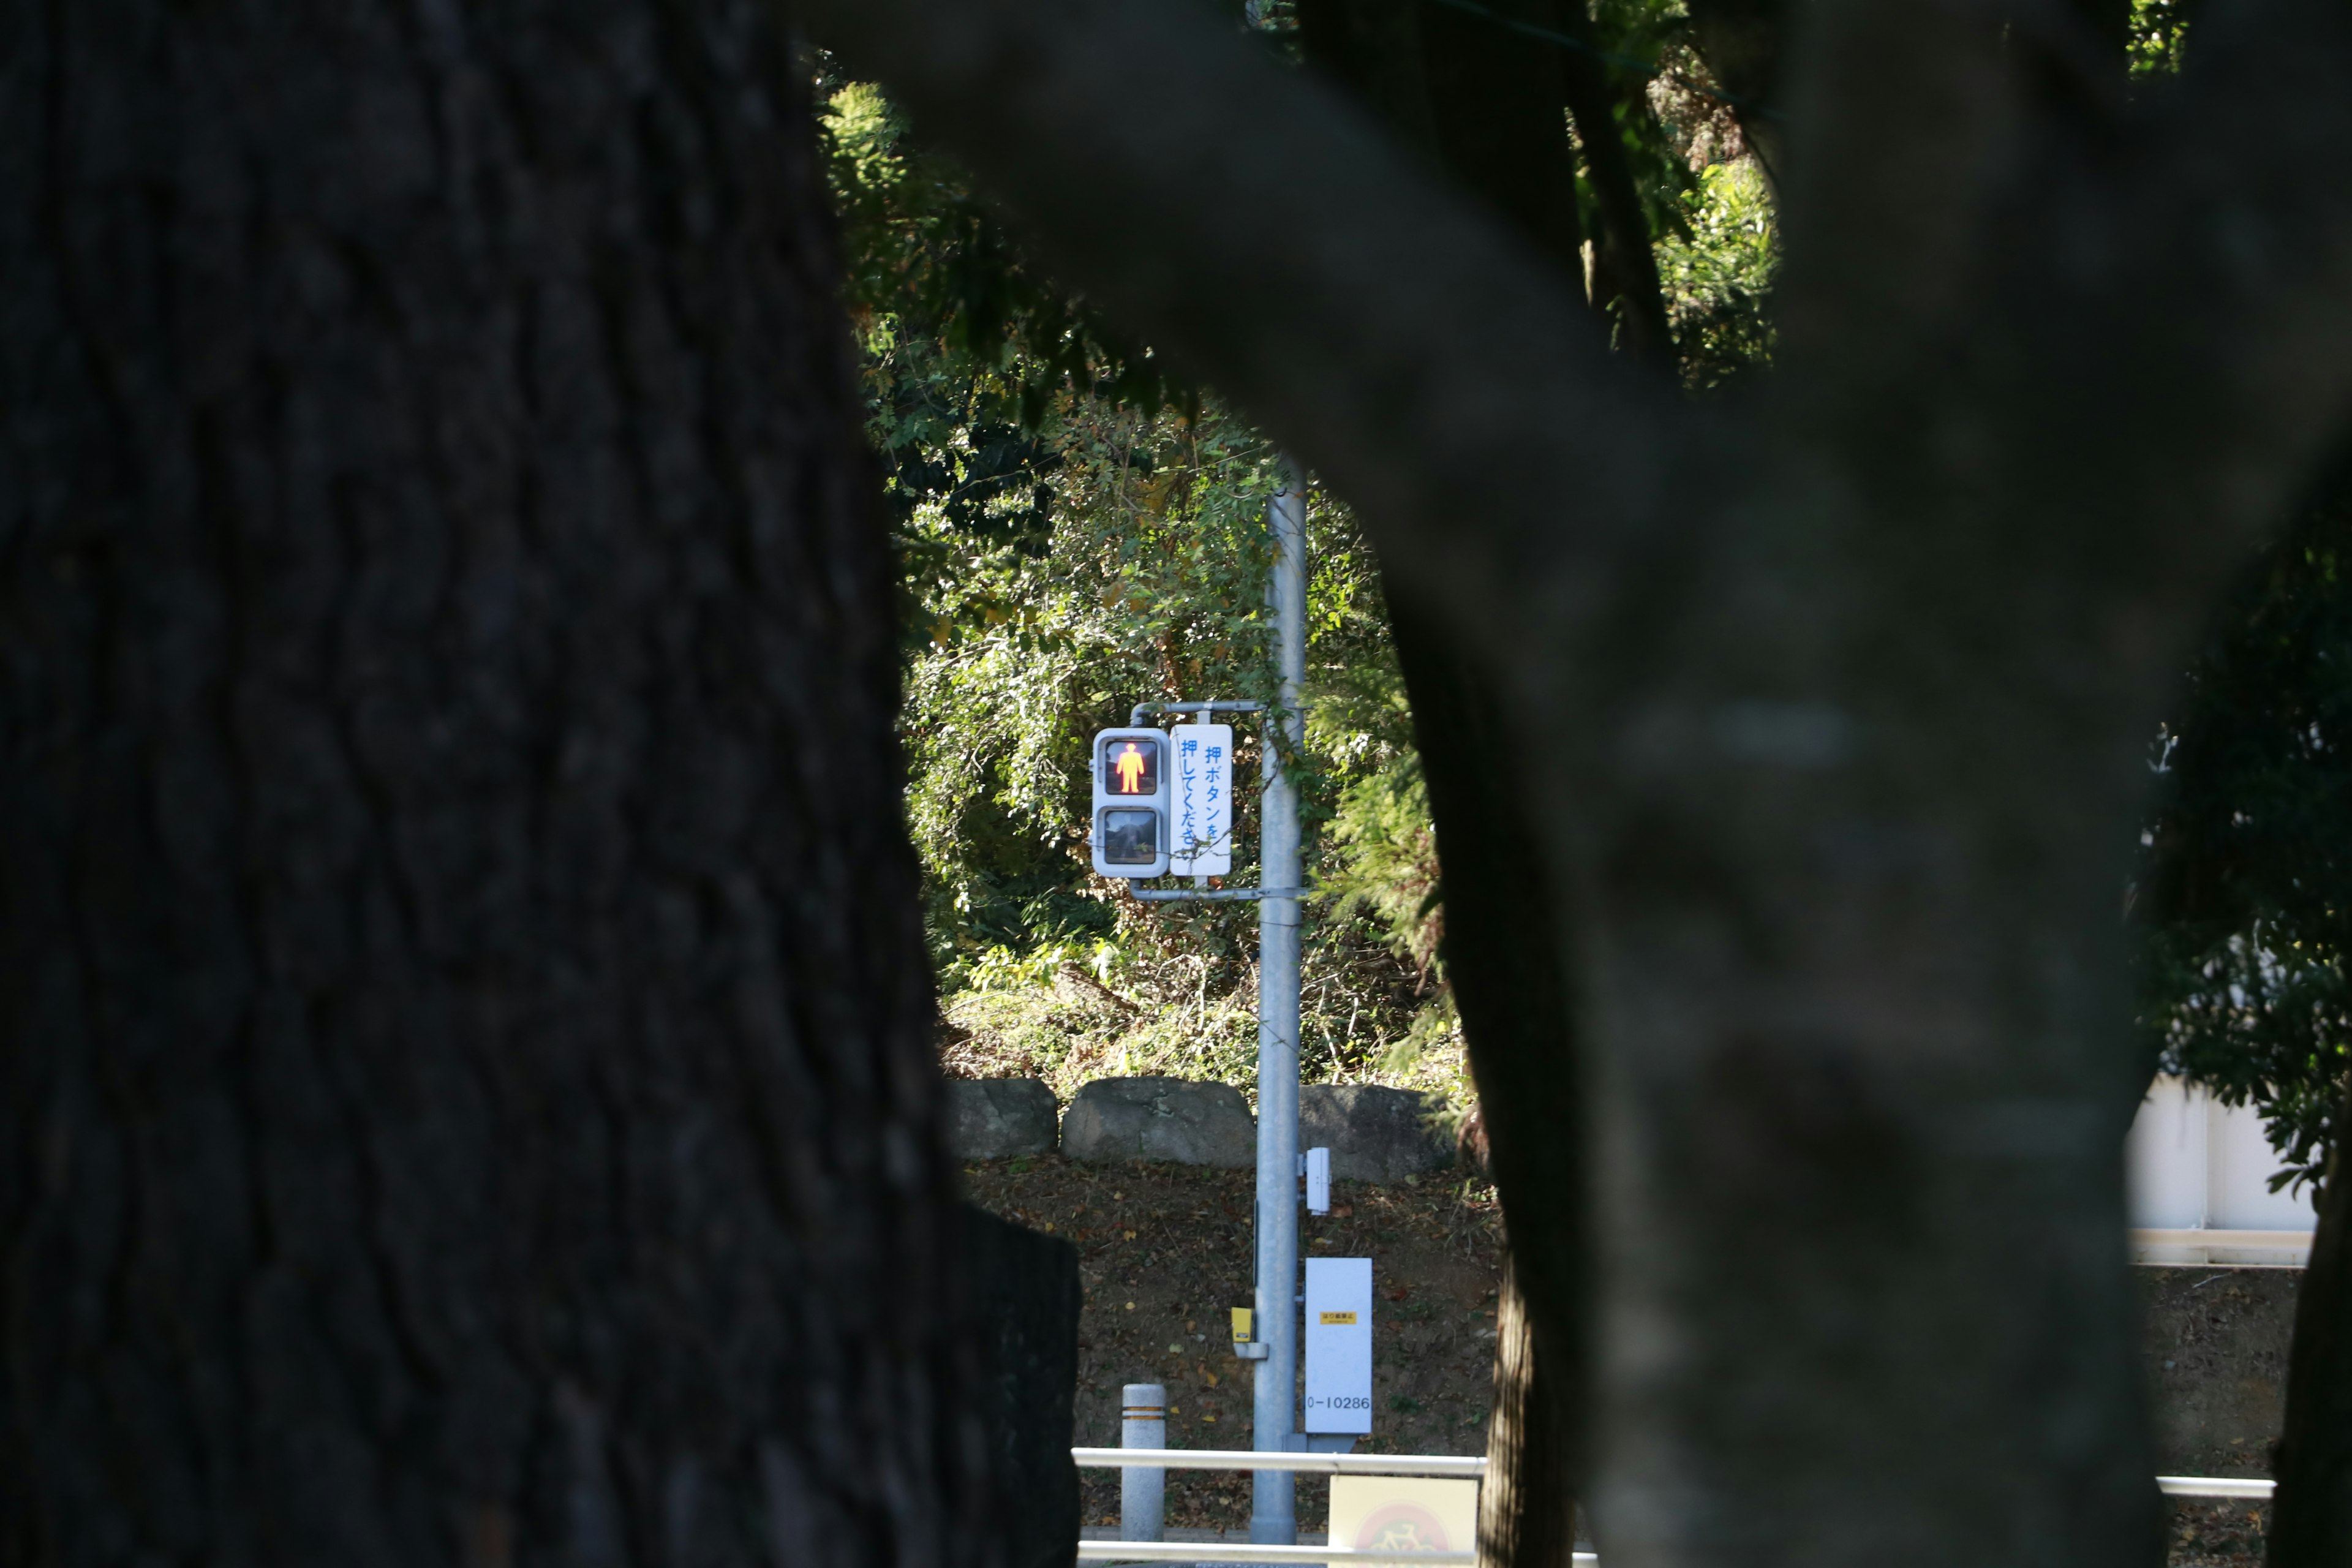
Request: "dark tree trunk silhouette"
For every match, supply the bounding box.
[2269,1069,2352,1564]
[1545,0,1673,364]
[1289,15,1591,1555]
[0,3,983,1562]
[1479,1254,1580,1568]
[805,0,2352,1561]
[960,1207,1083,1568]
[1388,604,1589,1568]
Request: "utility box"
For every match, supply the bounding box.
[1090,728,1170,878]
[1303,1256,1373,1434]
[1305,1147,1332,1215]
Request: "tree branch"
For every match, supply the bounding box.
[1755,0,2352,676]
[1769,0,2027,415]
[792,0,1703,667]
[2082,0,2352,604]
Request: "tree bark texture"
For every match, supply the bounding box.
[1542,0,1673,366]
[0,4,983,1564]
[959,1207,1082,1568]
[2267,1070,2352,1565]
[1477,1254,1579,1568]
[804,0,2352,1563]
[1387,601,1589,1559]
[1681,0,1788,180]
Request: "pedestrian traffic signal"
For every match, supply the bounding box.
[1106,736,1159,796]
[1091,728,1170,877]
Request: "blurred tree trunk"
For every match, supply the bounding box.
[2268,1070,2352,1566]
[1479,1254,1581,1568]
[1392,603,1589,1568]
[1291,13,1593,1556]
[0,4,983,1563]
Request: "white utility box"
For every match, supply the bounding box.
[1303,1256,1373,1434]
[1305,1147,1332,1215]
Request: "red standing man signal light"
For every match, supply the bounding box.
[1113,741,1150,794]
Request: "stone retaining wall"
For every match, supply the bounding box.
[944,1075,1456,1183]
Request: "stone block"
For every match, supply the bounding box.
[946,1078,1060,1161]
[1061,1076,1255,1167]
[1300,1084,1454,1183]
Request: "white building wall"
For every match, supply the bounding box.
[2125,1075,2315,1264]
[2125,1076,2210,1230]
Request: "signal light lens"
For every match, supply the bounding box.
[1102,736,1161,795]
[1100,808,1158,865]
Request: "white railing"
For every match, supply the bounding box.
[1074,1448,1494,1564]
[1074,1547,1493,1565]
[1076,1448,1487,1478]
[2159,1475,2275,1499]
[1072,1450,2275,1563]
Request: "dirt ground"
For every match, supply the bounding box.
[2162,1499,2268,1567]
[962,1153,1505,1532]
[2138,1266,2299,1476]
[962,1156,2301,1558]
[2136,1266,2301,1565]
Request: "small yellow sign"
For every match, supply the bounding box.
[1319,1310,1359,1325]
[1230,1307,1254,1343]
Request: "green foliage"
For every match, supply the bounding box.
[2128,0,2192,78]
[822,74,1452,1101]
[821,18,1782,1118]
[1323,756,1444,984]
[1588,0,1706,228]
[1656,159,1779,389]
[2138,476,2352,1192]
[1317,753,1473,1117]
[1561,1,1779,385]
[822,78,1177,445]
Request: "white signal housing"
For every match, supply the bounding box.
[1091,727,1170,878]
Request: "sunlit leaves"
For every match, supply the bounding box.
[2129,0,2191,78]
[1656,159,1777,389]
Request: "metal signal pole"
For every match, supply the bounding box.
[1250,459,1308,1544]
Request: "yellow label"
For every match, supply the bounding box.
[1319,1311,1359,1326]
[1230,1307,1253,1342]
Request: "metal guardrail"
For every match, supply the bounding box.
[1074,1448,1487,1478]
[1074,1548,1600,1566]
[1074,1452,2278,1562]
[2158,1476,2275,1499]
[1074,1449,1493,1564]
[1074,1545,1483,1565]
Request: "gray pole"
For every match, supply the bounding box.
[1250,459,1307,1544]
[1120,1382,1167,1544]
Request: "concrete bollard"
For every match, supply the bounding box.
[1120,1382,1167,1543]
